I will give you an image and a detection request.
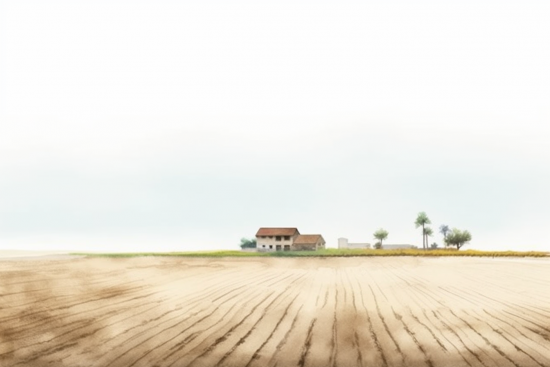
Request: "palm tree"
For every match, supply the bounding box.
[373,228,389,248]
[439,224,450,246]
[423,227,433,249]
[415,212,431,250]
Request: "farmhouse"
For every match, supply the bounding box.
[255,228,325,251]
[256,227,299,251]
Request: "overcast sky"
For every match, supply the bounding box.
[1,0,549,252]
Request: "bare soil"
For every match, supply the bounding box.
[1,256,550,367]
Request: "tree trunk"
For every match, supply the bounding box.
[422,223,426,250]
[424,231,427,250]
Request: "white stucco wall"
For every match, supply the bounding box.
[256,235,296,252]
[382,244,415,250]
[348,242,371,249]
[338,238,348,249]
[338,238,371,249]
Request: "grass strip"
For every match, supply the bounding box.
[71,249,549,258]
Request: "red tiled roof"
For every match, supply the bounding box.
[256,228,300,237]
[293,234,324,244]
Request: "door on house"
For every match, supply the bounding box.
[276,245,282,251]
[284,245,291,251]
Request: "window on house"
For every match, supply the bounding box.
[284,236,290,241]
[276,236,281,241]
[262,245,266,248]
[269,245,273,249]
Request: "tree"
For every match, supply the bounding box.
[239,237,257,249]
[423,227,433,249]
[415,212,431,250]
[373,228,389,248]
[445,229,472,250]
[439,224,450,242]
[374,242,382,249]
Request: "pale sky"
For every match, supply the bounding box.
[1,0,549,252]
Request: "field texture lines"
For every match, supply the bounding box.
[1,256,550,367]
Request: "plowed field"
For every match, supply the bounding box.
[1,256,550,367]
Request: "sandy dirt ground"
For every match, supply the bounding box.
[1,256,550,367]
[0,250,75,260]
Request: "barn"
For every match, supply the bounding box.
[293,234,326,251]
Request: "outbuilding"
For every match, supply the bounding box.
[293,234,326,251]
